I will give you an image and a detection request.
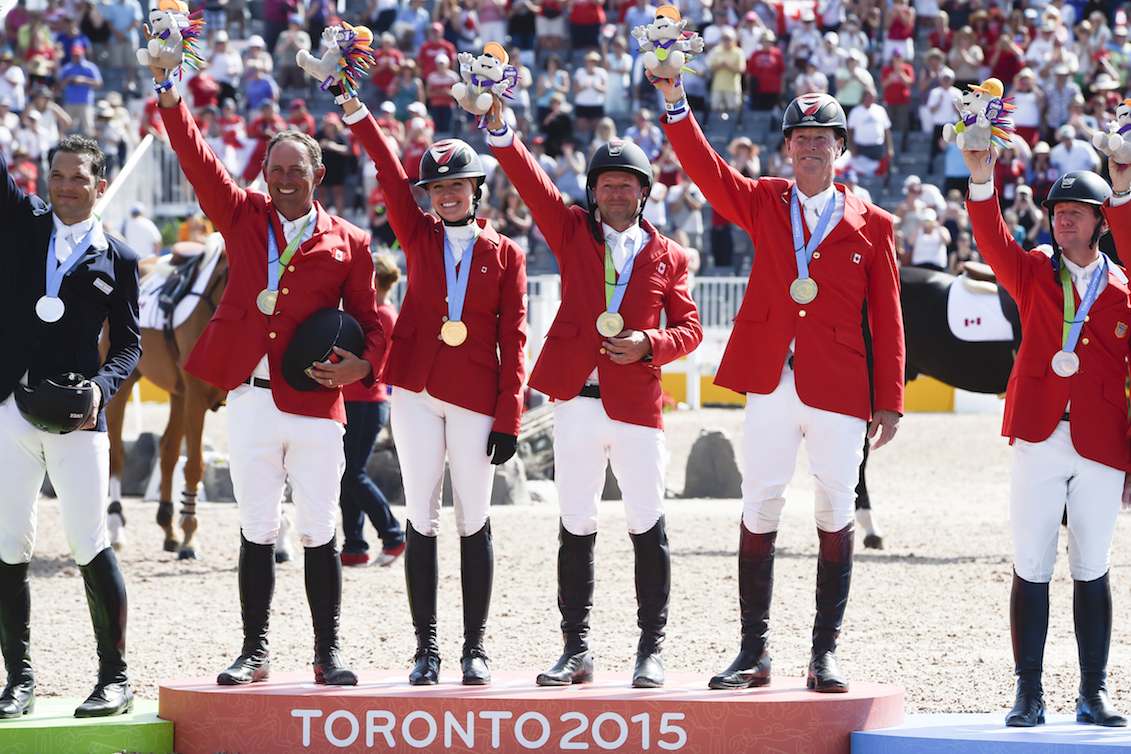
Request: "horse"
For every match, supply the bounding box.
[853,263,1021,549]
[104,234,228,560]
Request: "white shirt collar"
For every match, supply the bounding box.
[1062,253,1104,279]
[602,221,641,248]
[276,204,318,238]
[52,212,108,250]
[444,220,481,246]
[796,183,836,210]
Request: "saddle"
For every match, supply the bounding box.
[157,253,205,332]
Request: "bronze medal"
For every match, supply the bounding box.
[596,311,625,337]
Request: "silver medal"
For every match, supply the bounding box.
[35,295,65,323]
[1051,350,1080,378]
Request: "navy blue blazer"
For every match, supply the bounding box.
[0,155,141,433]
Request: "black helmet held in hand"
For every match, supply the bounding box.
[14,372,97,434]
[1042,170,1112,211]
[782,92,848,144]
[282,309,366,392]
[416,138,487,188]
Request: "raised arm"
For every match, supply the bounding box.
[963,148,1029,298]
[0,143,32,221]
[1104,162,1131,260]
[482,103,575,255]
[341,99,428,255]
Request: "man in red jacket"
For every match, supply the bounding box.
[965,149,1131,729]
[477,100,702,689]
[653,80,904,693]
[144,43,386,689]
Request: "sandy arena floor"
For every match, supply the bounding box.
[19,405,1131,716]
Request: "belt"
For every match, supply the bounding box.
[1061,412,1070,422]
[578,384,601,399]
[244,377,271,389]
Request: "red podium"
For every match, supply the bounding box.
[159,672,903,753]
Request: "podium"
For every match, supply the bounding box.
[160,671,903,753]
[0,699,172,754]
[853,713,1131,753]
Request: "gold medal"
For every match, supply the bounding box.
[789,277,818,305]
[596,311,625,337]
[441,320,468,346]
[256,289,278,315]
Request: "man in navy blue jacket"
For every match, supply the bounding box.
[0,134,140,719]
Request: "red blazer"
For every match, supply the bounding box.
[348,113,527,435]
[663,113,904,420]
[160,100,386,424]
[491,136,702,430]
[969,193,1131,472]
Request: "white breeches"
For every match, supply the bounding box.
[226,384,345,548]
[0,395,109,566]
[553,396,667,536]
[1010,421,1122,583]
[741,366,866,534]
[390,388,495,537]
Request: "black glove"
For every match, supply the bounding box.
[486,431,518,466]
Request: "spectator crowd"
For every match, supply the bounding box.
[0,0,1128,276]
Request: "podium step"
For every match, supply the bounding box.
[161,671,903,753]
[853,713,1131,753]
[0,698,171,754]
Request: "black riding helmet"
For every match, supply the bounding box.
[782,92,848,151]
[1044,170,1112,249]
[585,139,653,239]
[416,138,487,225]
[15,372,97,434]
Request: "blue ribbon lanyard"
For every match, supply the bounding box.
[44,226,98,297]
[789,186,836,280]
[444,235,475,322]
[265,215,313,293]
[605,235,643,314]
[1061,256,1107,354]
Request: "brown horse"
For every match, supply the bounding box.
[104,235,228,559]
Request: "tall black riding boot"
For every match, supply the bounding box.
[406,523,440,685]
[460,520,494,685]
[1074,572,1126,727]
[536,523,596,686]
[217,535,274,685]
[808,524,853,693]
[75,548,133,717]
[631,517,670,688]
[1005,571,1048,727]
[306,540,357,685]
[709,524,775,690]
[0,561,33,719]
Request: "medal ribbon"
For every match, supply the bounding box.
[604,234,642,313]
[266,214,313,294]
[1059,257,1106,354]
[44,226,98,299]
[444,235,475,322]
[790,186,836,283]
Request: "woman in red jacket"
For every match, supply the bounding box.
[333,88,527,687]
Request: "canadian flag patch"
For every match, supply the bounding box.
[852,253,862,264]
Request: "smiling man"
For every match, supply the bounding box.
[653,81,904,693]
[146,50,386,688]
[472,98,702,690]
[0,135,140,719]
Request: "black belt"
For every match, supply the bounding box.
[1061,412,1070,422]
[578,384,601,399]
[244,377,271,389]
